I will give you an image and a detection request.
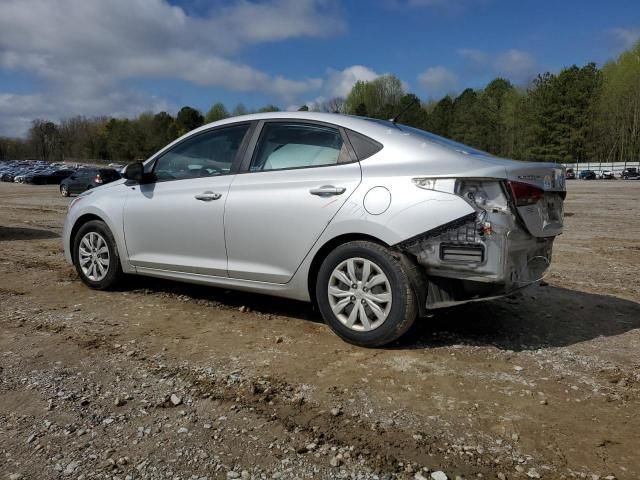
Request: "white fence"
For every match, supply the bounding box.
[561,161,640,175]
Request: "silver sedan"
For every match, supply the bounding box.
[63,112,565,346]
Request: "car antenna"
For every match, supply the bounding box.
[389,97,420,123]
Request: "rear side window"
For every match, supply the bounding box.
[250,123,350,172]
[345,129,383,160]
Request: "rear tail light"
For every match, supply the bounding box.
[94,175,103,184]
[413,177,511,212]
[507,180,544,206]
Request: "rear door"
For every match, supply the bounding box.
[224,120,362,283]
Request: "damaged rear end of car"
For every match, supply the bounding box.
[397,164,565,309]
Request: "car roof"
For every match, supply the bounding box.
[178,112,400,146]
[198,111,373,130]
[153,111,472,163]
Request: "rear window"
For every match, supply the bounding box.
[364,118,489,156]
[99,169,120,179]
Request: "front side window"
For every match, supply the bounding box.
[153,124,249,181]
[250,123,349,172]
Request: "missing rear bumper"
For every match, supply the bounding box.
[395,211,554,309]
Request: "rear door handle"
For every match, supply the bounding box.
[309,185,346,197]
[195,191,222,201]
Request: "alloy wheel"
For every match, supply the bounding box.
[78,231,110,282]
[327,257,392,332]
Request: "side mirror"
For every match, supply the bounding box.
[122,161,144,182]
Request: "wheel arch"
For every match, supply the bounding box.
[307,233,428,317]
[69,214,106,262]
[307,233,389,309]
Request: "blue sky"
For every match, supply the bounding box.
[0,0,639,136]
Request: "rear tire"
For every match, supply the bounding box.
[60,185,69,197]
[316,241,418,347]
[73,220,124,290]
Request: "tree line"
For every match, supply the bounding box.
[1,42,639,164]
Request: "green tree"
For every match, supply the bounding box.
[104,119,136,161]
[523,64,602,162]
[449,89,485,148]
[204,102,229,123]
[425,96,454,138]
[499,87,527,159]
[475,78,515,154]
[151,112,176,148]
[231,103,248,116]
[297,104,309,111]
[345,75,405,118]
[392,93,427,129]
[28,119,62,161]
[596,42,640,162]
[175,106,204,136]
[257,104,280,113]
[354,102,368,116]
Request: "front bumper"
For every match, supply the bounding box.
[397,210,554,309]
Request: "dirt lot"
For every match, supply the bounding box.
[1,180,639,480]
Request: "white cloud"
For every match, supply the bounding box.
[0,88,171,138]
[607,26,640,50]
[386,0,489,13]
[456,47,537,84]
[324,65,382,98]
[493,49,536,82]
[0,0,345,135]
[417,66,459,97]
[295,65,386,111]
[456,48,489,65]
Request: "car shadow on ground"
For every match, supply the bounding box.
[122,276,640,351]
[124,275,320,323]
[0,226,60,241]
[397,285,640,351]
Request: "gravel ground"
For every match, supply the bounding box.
[0,180,639,480]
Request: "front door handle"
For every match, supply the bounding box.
[309,185,346,197]
[195,191,222,201]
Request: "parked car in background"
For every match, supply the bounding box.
[60,168,121,196]
[63,112,566,347]
[28,168,76,184]
[565,168,575,180]
[579,170,597,180]
[598,169,615,179]
[620,167,639,179]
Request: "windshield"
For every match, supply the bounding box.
[363,118,490,156]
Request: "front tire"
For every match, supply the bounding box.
[73,220,123,290]
[60,184,69,197]
[316,241,418,347]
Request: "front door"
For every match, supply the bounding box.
[123,123,251,276]
[225,121,362,283]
